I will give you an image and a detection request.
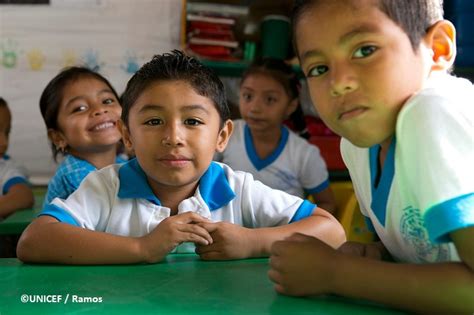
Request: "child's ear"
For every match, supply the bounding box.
[47,129,67,151]
[215,119,233,153]
[285,98,299,118]
[423,20,456,71]
[118,119,133,151]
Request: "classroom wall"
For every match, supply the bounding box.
[0,0,182,184]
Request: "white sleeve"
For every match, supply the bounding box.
[46,170,117,231]
[239,172,315,228]
[397,95,474,241]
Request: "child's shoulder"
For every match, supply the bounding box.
[399,74,473,122]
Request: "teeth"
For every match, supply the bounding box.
[93,122,114,131]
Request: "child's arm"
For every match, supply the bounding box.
[308,187,337,215]
[17,212,213,264]
[0,183,34,217]
[268,227,474,314]
[196,207,346,260]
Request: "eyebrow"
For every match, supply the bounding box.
[137,104,211,115]
[241,86,281,95]
[65,89,115,108]
[300,23,381,62]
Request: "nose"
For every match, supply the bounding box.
[92,102,109,116]
[329,62,359,97]
[161,121,184,147]
[248,97,262,113]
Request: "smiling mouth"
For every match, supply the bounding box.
[90,121,116,131]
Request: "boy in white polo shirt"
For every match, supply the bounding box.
[17,51,345,264]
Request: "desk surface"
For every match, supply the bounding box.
[0,255,406,315]
[0,187,45,235]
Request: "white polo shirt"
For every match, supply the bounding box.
[0,156,29,196]
[341,74,474,263]
[41,160,316,252]
[220,119,329,198]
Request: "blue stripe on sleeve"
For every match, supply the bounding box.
[39,203,80,226]
[305,179,330,195]
[290,199,316,223]
[3,176,28,194]
[424,193,474,243]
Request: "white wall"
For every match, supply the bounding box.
[0,0,182,184]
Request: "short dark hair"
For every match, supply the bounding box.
[0,97,7,108]
[39,66,120,161]
[241,58,300,100]
[121,50,230,128]
[291,0,444,52]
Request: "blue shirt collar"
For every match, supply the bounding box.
[118,159,235,210]
[369,137,396,227]
[244,123,289,170]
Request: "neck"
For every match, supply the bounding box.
[378,136,393,168]
[249,125,281,143]
[70,146,118,169]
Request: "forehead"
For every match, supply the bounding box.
[294,0,391,55]
[62,77,111,97]
[131,80,218,114]
[242,73,286,92]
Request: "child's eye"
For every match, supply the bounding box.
[265,96,277,105]
[103,98,115,105]
[307,65,329,78]
[353,45,377,58]
[241,92,252,102]
[144,118,163,126]
[72,105,88,113]
[184,118,203,126]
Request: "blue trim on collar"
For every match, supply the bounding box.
[118,158,161,205]
[244,124,289,171]
[424,193,474,243]
[118,159,235,210]
[199,162,236,211]
[369,138,396,227]
[2,154,10,160]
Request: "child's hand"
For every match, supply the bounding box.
[268,233,338,296]
[195,222,255,260]
[337,241,391,261]
[139,212,213,263]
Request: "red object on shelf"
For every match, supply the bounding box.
[309,135,346,171]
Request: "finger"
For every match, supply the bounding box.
[197,222,219,233]
[268,255,283,271]
[267,268,283,284]
[181,232,211,246]
[270,240,290,256]
[195,242,218,254]
[180,224,213,244]
[178,211,211,224]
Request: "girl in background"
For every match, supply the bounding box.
[219,58,337,214]
[40,67,124,205]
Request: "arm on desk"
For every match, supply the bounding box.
[0,183,34,218]
[17,212,213,264]
[268,227,474,314]
[196,207,346,260]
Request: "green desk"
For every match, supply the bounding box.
[0,255,406,315]
[0,187,45,235]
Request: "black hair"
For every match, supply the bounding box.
[241,58,310,139]
[291,0,444,52]
[121,50,230,128]
[0,97,7,108]
[39,66,120,161]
